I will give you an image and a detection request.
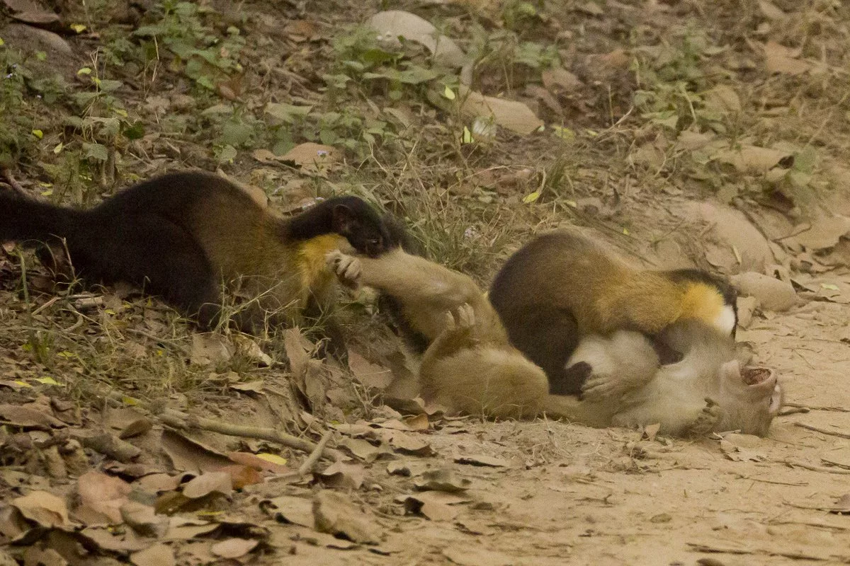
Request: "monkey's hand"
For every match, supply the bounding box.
[447,302,476,330]
[326,250,362,289]
[580,370,629,402]
[685,397,722,437]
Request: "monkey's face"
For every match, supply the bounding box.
[712,361,784,436]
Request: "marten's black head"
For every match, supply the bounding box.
[327,196,396,258]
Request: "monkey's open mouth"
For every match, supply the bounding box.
[742,367,773,386]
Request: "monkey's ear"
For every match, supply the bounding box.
[331,204,355,232]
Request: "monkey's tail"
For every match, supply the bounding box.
[0,191,82,245]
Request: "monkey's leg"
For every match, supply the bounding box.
[327,249,480,312]
[419,304,478,376]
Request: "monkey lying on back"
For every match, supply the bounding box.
[326,248,783,436]
[489,230,739,395]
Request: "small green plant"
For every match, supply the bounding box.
[135,1,245,91]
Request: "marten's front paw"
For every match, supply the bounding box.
[325,250,362,288]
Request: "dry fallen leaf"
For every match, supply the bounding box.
[319,461,366,490]
[457,86,543,136]
[313,491,383,545]
[0,404,65,429]
[280,143,336,170]
[368,10,468,68]
[121,501,168,538]
[181,472,233,499]
[11,491,70,528]
[792,216,850,250]
[403,495,458,522]
[210,538,259,559]
[764,41,810,75]
[414,469,471,493]
[77,470,133,524]
[160,429,232,474]
[190,334,234,366]
[262,495,314,527]
[130,543,176,566]
[348,352,394,390]
[830,494,850,515]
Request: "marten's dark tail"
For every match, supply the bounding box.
[0,191,82,245]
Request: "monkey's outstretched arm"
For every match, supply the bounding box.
[570,331,661,402]
[327,249,482,312]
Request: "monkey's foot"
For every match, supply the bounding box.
[326,250,362,288]
[449,303,475,329]
[686,397,721,437]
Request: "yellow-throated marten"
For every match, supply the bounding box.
[326,249,783,437]
[489,230,738,395]
[0,171,396,356]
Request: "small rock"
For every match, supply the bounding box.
[731,272,797,312]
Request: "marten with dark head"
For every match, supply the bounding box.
[0,171,396,357]
[326,248,783,437]
[489,230,738,395]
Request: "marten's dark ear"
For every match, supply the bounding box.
[331,204,355,233]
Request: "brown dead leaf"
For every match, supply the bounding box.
[160,429,232,474]
[318,461,366,490]
[77,471,133,524]
[283,328,312,378]
[703,85,741,114]
[403,495,458,522]
[262,495,314,527]
[20,547,64,566]
[136,473,184,493]
[0,506,29,540]
[385,431,434,456]
[190,334,234,366]
[458,85,543,135]
[830,494,850,515]
[130,543,176,566]
[792,216,850,250]
[313,491,382,544]
[414,469,471,492]
[0,404,65,429]
[81,526,153,552]
[211,538,259,559]
[229,381,265,393]
[542,67,582,91]
[642,423,661,441]
[713,144,791,173]
[219,465,264,490]
[338,437,390,463]
[181,472,232,499]
[11,491,70,528]
[121,501,167,538]
[227,452,289,474]
[232,334,273,366]
[119,418,153,440]
[348,353,393,390]
[403,413,430,431]
[442,545,515,566]
[163,517,219,541]
[758,0,786,20]
[280,143,336,170]
[764,41,810,75]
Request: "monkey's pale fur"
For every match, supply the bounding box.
[327,249,783,437]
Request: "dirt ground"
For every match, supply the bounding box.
[2,0,850,564]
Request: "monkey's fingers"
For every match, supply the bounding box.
[325,251,361,287]
[443,310,457,330]
[581,373,623,401]
[455,303,476,329]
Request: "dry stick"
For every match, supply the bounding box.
[298,430,333,476]
[794,422,850,440]
[158,408,344,462]
[785,459,850,476]
[785,401,850,413]
[0,167,28,197]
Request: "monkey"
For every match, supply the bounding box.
[0,171,396,357]
[325,248,783,437]
[488,229,739,395]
